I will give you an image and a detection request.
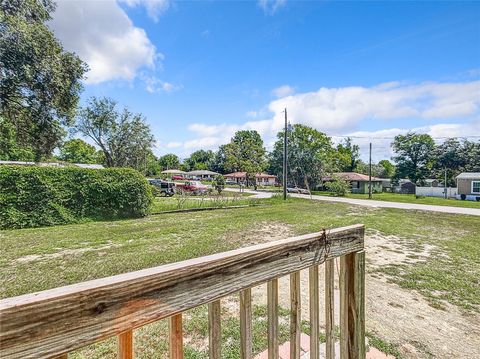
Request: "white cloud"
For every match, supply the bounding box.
[49,1,159,84]
[141,74,181,93]
[258,0,286,15]
[168,79,480,157]
[271,85,295,98]
[120,0,170,22]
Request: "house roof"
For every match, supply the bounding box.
[456,172,480,179]
[224,172,276,178]
[161,169,187,174]
[188,170,219,176]
[324,172,383,182]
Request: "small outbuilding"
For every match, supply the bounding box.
[224,172,277,186]
[456,172,480,201]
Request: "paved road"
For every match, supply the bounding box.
[225,188,480,216]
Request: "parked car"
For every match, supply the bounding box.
[175,181,209,195]
[172,175,185,181]
[148,179,175,196]
[287,187,310,194]
[225,180,238,186]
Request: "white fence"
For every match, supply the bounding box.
[415,186,458,198]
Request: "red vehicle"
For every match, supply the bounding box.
[172,175,185,181]
[175,181,208,195]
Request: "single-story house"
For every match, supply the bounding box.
[392,179,416,194]
[456,172,480,201]
[224,172,277,186]
[187,170,219,180]
[323,172,383,194]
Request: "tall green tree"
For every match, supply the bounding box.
[211,144,229,174]
[269,124,334,189]
[158,153,181,170]
[0,0,87,160]
[391,132,435,184]
[184,149,215,171]
[75,97,155,172]
[224,130,266,186]
[58,139,100,164]
[335,137,360,172]
[378,159,396,178]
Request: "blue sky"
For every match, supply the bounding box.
[49,0,480,161]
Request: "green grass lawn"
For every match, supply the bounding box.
[311,191,480,208]
[1,197,478,358]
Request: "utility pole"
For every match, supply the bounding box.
[444,167,448,199]
[283,108,288,201]
[368,142,372,199]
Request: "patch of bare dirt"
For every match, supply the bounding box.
[228,221,294,247]
[14,241,124,263]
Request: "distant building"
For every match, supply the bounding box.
[0,160,104,169]
[392,179,416,194]
[323,172,383,194]
[424,179,440,187]
[224,172,277,186]
[187,170,219,180]
[456,172,480,201]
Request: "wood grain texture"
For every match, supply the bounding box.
[339,251,365,359]
[267,279,279,359]
[240,289,252,359]
[118,330,133,359]
[208,300,221,359]
[309,265,319,359]
[0,224,364,359]
[169,314,183,359]
[50,355,68,359]
[290,272,301,359]
[325,259,335,359]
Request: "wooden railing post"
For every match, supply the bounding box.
[290,272,301,359]
[325,259,335,359]
[118,330,133,359]
[169,314,184,359]
[339,251,365,359]
[267,279,279,359]
[208,300,222,359]
[240,289,253,359]
[309,265,319,359]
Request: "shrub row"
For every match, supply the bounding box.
[0,166,153,229]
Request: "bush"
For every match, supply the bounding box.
[213,174,225,194]
[0,166,153,229]
[325,176,350,196]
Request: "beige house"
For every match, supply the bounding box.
[224,172,277,186]
[456,172,480,200]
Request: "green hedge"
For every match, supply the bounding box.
[0,166,153,229]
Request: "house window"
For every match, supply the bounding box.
[472,181,480,194]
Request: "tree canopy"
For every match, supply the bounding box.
[269,124,334,189]
[392,132,435,184]
[184,150,215,171]
[75,97,155,172]
[0,0,87,160]
[158,153,181,170]
[58,139,100,164]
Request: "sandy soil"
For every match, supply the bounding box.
[242,224,480,359]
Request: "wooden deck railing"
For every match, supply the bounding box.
[0,224,365,359]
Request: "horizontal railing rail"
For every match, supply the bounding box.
[0,223,365,359]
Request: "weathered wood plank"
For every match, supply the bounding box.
[50,355,68,359]
[240,289,252,359]
[267,279,279,359]
[325,259,335,359]
[118,330,133,359]
[290,271,301,359]
[309,265,319,359]
[208,300,221,359]
[169,314,183,359]
[339,251,365,359]
[0,224,364,359]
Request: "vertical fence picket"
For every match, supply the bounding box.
[208,300,222,359]
[309,265,320,359]
[118,330,133,359]
[340,251,365,359]
[267,279,279,359]
[240,289,253,359]
[169,314,184,359]
[325,259,335,359]
[290,271,301,359]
